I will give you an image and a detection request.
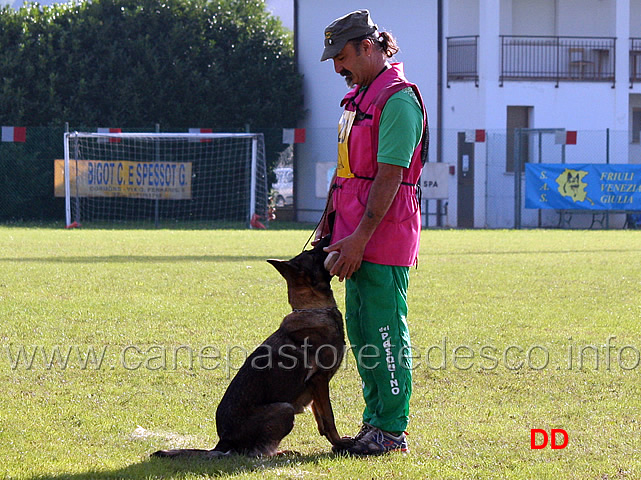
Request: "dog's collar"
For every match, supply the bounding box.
[291,306,339,314]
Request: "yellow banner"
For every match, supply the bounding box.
[54,159,192,200]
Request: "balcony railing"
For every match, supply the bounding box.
[500,36,616,87]
[631,38,641,87]
[447,36,479,87]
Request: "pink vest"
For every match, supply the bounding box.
[332,63,427,267]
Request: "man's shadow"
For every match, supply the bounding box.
[27,452,336,480]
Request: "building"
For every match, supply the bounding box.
[294,0,641,228]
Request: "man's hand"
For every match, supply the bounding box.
[323,231,368,281]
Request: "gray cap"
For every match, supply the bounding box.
[320,10,378,62]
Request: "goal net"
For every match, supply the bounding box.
[60,132,269,227]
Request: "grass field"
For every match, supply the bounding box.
[1,226,641,479]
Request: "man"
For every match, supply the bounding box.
[318,10,428,456]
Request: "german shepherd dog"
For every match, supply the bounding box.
[153,236,353,458]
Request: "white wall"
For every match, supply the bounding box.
[511,0,556,36]
[448,0,478,36]
[496,0,616,37]
[632,0,641,36]
[295,1,438,222]
[558,0,615,36]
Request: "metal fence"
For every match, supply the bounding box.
[631,38,641,87]
[0,126,66,221]
[294,127,639,230]
[1,126,639,229]
[500,36,616,87]
[447,36,479,87]
[482,128,637,229]
[0,125,289,223]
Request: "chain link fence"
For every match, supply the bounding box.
[1,126,638,228]
[0,125,290,224]
[0,126,66,222]
[483,128,637,229]
[421,128,638,229]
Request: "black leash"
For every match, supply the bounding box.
[302,183,339,251]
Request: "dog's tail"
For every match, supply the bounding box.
[151,447,231,459]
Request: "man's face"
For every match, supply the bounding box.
[332,41,366,88]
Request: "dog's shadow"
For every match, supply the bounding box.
[27,452,338,480]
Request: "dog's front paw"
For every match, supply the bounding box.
[331,436,355,452]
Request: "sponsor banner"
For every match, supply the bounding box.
[525,163,641,210]
[54,159,192,199]
[421,162,450,200]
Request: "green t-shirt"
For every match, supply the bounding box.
[377,87,423,168]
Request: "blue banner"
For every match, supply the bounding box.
[525,164,641,210]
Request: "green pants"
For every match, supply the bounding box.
[345,261,412,434]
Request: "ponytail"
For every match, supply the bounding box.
[377,32,399,58]
[350,31,400,58]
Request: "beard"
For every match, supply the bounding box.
[340,69,355,88]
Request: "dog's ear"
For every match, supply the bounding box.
[314,235,331,251]
[267,259,298,281]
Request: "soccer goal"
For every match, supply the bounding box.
[61,132,269,228]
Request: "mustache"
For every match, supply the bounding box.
[340,69,354,87]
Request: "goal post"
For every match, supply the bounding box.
[61,132,268,228]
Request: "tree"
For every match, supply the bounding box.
[0,0,304,221]
[0,0,303,130]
